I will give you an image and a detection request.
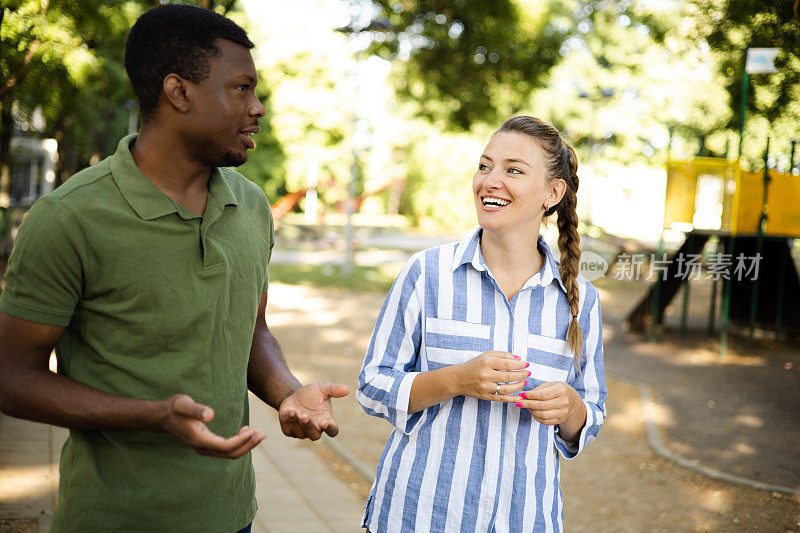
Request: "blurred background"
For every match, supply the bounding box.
[1,1,799,531]
[2,0,798,241]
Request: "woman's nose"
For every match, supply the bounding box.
[484,169,504,189]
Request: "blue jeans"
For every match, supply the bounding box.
[237,524,252,533]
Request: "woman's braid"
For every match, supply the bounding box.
[555,154,583,368]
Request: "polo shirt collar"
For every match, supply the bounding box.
[110,134,238,221]
[453,228,568,293]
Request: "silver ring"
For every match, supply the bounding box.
[494,382,501,395]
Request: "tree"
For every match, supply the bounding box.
[354,0,571,131]
[692,0,800,168]
[0,0,285,205]
[696,0,799,125]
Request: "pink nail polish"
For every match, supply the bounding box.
[515,402,522,407]
[525,362,530,368]
[521,392,527,399]
[527,371,531,377]
[513,355,521,360]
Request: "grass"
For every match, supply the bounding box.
[268,262,402,293]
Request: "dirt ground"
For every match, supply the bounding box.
[265,282,800,532]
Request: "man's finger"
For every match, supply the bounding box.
[319,382,350,398]
[197,431,266,458]
[279,416,298,438]
[198,430,264,456]
[322,421,340,438]
[281,415,304,439]
[300,419,321,441]
[173,396,214,421]
[191,427,256,453]
[281,408,298,421]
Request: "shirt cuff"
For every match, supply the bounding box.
[393,371,421,435]
[554,399,597,460]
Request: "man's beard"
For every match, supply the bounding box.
[214,150,247,168]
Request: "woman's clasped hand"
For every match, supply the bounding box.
[450,351,530,402]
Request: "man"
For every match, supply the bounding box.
[0,5,348,532]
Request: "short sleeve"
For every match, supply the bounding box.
[0,196,87,326]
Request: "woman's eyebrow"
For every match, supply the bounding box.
[504,158,531,167]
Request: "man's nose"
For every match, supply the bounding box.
[250,96,266,118]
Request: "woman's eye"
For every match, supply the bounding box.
[478,163,490,171]
[508,167,523,174]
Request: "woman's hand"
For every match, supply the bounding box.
[515,382,587,442]
[452,351,530,402]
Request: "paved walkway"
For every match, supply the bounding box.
[0,395,366,533]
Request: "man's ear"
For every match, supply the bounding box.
[162,74,191,113]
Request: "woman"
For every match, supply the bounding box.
[357,116,607,533]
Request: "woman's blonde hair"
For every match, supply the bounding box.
[497,115,583,368]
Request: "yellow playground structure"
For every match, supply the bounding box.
[627,142,800,353]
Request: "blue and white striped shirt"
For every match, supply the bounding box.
[357,228,607,533]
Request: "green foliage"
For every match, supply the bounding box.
[2,0,285,189]
[394,118,485,230]
[507,0,732,168]
[360,0,570,130]
[236,83,287,203]
[696,0,800,125]
[691,0,800,169]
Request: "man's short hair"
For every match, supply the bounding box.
[125,4,254,120]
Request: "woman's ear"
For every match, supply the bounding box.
[162,74,191,113]
[547,178,567,207]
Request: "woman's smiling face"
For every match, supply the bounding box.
[472,131,563,234]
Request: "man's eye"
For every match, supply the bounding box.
[238,84,249,91]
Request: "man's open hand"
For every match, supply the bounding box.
[278,382,350,440]
[161,394,265,459]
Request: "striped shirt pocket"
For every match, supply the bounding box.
[525,333,575,388]
[423,317,492,369]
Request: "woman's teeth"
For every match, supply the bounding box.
[483,197,509,207]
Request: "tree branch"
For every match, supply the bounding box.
[0,39,42,98]
[0,0,50,98]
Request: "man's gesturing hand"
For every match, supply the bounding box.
[161,394,265,459]
[278,382,350,441]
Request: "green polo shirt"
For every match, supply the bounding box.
[0,135,273,532]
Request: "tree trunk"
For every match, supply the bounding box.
[54,114,77,187]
